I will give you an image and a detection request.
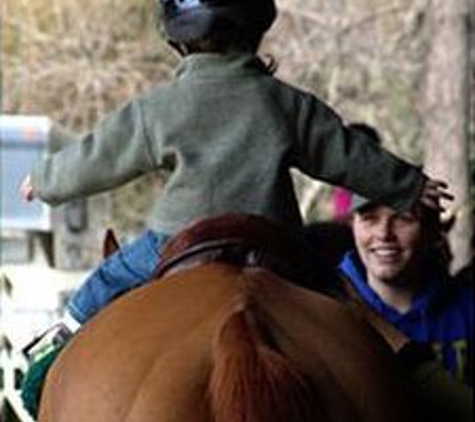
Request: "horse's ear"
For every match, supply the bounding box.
[103,229,120,258]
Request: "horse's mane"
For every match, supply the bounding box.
[209,303,326,422]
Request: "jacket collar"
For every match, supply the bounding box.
[339,250,446,323]
[174,53,269,80]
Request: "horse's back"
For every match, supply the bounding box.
[41,264,243,422]
[40,263,417,422]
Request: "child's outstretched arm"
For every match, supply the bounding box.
[28,100,155,206]
[420,177,454,212]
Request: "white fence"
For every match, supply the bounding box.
[1,275,36,422]
[1,265,84,421]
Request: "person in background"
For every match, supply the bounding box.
[339,195,473,385]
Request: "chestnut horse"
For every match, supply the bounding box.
[38,214,419,422]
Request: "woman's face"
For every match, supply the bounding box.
[352,205,424,285]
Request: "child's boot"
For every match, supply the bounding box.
[22,313,80,363]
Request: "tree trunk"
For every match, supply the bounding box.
[422,0,473,274]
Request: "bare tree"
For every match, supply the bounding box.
[422,0,473,273]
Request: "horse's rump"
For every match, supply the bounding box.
[209,289,380,422]
[210,305,325,422]
[40,265,417,422]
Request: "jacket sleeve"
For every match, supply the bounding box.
[292,94,425,212]
[31,99,156,205]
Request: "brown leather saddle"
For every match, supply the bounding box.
[156,213,340,295]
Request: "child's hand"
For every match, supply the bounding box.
[20,175,35,202]
[420,177,454,212]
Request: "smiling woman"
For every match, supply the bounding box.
[352,205,425,304]
[339,197,473,385]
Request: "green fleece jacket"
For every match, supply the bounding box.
[32,53,424,235]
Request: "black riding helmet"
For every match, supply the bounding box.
[160,0,277,43]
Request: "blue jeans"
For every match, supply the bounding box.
[67,230,170,324]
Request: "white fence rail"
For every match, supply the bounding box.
[1,275,36,422]
[1,264,82,422]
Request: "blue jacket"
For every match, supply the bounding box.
[339,251,473,385]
